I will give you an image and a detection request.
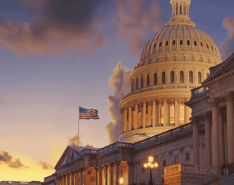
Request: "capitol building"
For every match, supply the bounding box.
[43,0,234,184]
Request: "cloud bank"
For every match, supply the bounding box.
[0,150,27,169]
[0,0,165,57]
[68,134,82,146]
[115,0,166,56]
[106,62,131,143]
[220,14,234,60]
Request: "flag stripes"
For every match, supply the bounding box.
[79,107,99,120]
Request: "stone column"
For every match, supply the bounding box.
[148,102,152,126]
[135,104,138,129]
[115,161,120,185]
[175,98,179,126]
[80,169,83,185]
[211,99,220,167]
[121,111,124,133]
[193,117,199,165]
[205,113,212,166]
[128,162,134,185]
[143,102,146,128]
[226,92,234,163]
[164,99,168,126]
[99,167,102,185]
[156,100,160,126]
[105,164,108,185]
[129,107,132,131]
[124,109,127,132]
[71,172,74,185]
[219,108,225,166]
[95,168,98,185]
[153,100,156,127]
[68,173,70,185]
[110,163,114,185]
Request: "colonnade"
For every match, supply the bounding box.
[121,98,191,134]
[193,92,234,167]
[57,161,134,185]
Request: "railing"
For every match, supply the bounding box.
[123,85,191,99]
[81,123,194,156]
[221,163,234,175]
[164,164,220,176]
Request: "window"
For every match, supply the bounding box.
[170,105,175,124]
[147,74,149,87]
[186,153,190,161]
[179,105,184,124]
[180,40,183,45]
[194,41,197,46]
[211,45,213,51]
[180,71,184,83]
[206,44,209,49]
[166,41,168,46]
[187,40,190,45]
[200,42,203,47]
[154,43,156,49]
[175,156,179,164]
[136,78,138,90]
[160,106,164,125]
[163,160,166,167]
[184,7,186,15]
[162,72,165,84]
[154,73,157,85]
[173,40,176,45]
[180,6,182,14]
[189,71,193,83]
[170,71,174,83]
[159,42,162,47]
[198,72,202,83]
[141,76,143,89]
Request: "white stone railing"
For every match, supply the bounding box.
[164,163,220,176]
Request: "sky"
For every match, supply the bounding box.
[0,0,234,181]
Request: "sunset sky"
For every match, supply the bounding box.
[0,0,234,181]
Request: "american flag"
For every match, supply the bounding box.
[79,107,99,120]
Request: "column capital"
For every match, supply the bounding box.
[192,116,200,123]
[223,92,234,102]
[110,162,115,167]
[208,98,219,107]
[115,160,121,166]
[127,161,134,167]
[158,98,164,105]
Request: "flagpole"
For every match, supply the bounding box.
[78,109,80,147]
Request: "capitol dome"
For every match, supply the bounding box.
[119,0,222,143]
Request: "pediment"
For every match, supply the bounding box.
[55,145,84,169]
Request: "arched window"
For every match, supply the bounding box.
[200,42,203,47]
[194,41,197,46]
[206,44,209,49]
[162,72,165,84]
[147,74,149,87]
[180,6,182,14]
[180,71,184,83]
[141,76,143,89]
[198,72,202,83]
[154,43,156,49]
[170,105,175,124]
[179,105,184,124]
[189,71,193,83]
[154,73,157,85]
[159,42,162,47]
[160,105,164,125]
[136,78,138,90]
[170,71,174,83]
[173,40,176,45]
[211,45,213,51]
[180,40,183,45]
[187,40,190,45]
[166,41,169,46]
[206,73,210,78]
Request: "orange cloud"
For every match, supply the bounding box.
[38,160,53,170]
[220,14,234,60]
[106,62,131,143]
[0,150,28,169]
[0,99,5,105]
[115,0,166,56]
